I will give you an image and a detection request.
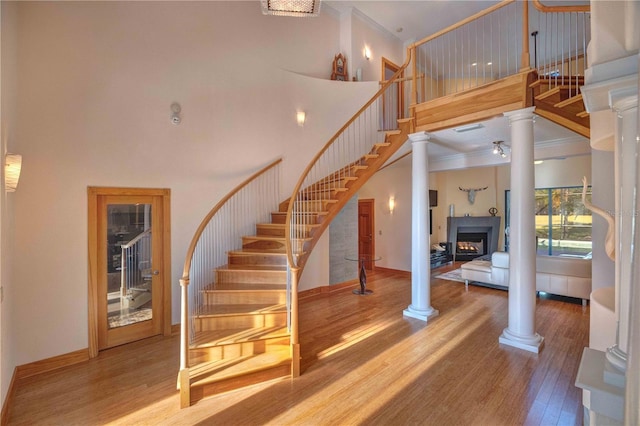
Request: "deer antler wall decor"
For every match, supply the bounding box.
[459,186,488,204]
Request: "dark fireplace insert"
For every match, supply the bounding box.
[455,232,488,260]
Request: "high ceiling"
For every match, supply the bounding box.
[325,0,589,44]
[326,1,499,43]
[325,0,592,167]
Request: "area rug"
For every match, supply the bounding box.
[434,268,465,283]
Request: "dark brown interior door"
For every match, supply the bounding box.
[358,199,375,270]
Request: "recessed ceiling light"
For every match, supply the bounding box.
[534,160,544,165]
[486,62,492,66]
[471,62,477,67]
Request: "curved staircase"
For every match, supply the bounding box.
[180,116,412,407]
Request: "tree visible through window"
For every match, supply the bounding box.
[506,186,592,257]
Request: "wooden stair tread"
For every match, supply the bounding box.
[271,211,327,216]
[217,264,286,272]
[196,303,287,316]
[256,223,320,229]
[302,187,348,194]
[189,346,291,386]
[554,93,584,109]
[206,282,286,292]
[576,110,590,118]
[191,326,290,348]
[534,86,571,101]
[227,249,286,257]
[384,129,402,136]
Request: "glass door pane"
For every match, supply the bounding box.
[106,203,153,329]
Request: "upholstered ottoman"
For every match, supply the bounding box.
[460,252,510,289]
[460,260,492,290]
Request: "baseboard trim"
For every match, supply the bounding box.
[374,266,411,277]
[299,279,359,299]
[1,368,17,426]
[171,323,180,335]
[15,348,90,380]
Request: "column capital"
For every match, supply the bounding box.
[408,131,431,144]
[503,106,536,123]
[610,88,638,114]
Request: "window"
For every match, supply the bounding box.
[505,186,592,257]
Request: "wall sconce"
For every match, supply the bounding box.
[364,46,371,61]
[388,196,395,214]
[296,111,306,127]
[170,102,182,125]
[5,153,22,192]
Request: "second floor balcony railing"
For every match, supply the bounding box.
[407,0,590,108]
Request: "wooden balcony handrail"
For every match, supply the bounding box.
[410,0,515,50]
[532,0,589,13]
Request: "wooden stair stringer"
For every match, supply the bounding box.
[293,117,413,273]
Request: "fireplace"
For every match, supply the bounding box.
[447,216,501,261]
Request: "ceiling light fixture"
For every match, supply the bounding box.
[261,0,321,17]
[492,140,508,158]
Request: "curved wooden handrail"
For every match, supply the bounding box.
[283,49,413,270]
[121,229,150,249]
[532,0,589,13]
[180,157,283,283]
[411,0,515,49]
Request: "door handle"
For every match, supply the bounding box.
[152,270,160,275]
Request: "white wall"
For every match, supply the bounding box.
[591,150,616,291]
[533,155,592,189]
[1,0,19,405]
[589,0,640,66]
[350,9,404,82]
[358,159,412,271]
[9,1,383,367]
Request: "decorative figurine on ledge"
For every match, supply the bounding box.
[331,53,348,81]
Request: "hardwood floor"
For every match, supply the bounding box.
[8,264,589,425]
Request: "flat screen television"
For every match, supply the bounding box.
[429,190,437,207]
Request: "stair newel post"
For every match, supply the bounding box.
[178,275,190,408]
[520,0,531,71]
[290,265,301,377]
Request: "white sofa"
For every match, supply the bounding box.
[460,251,592,304]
